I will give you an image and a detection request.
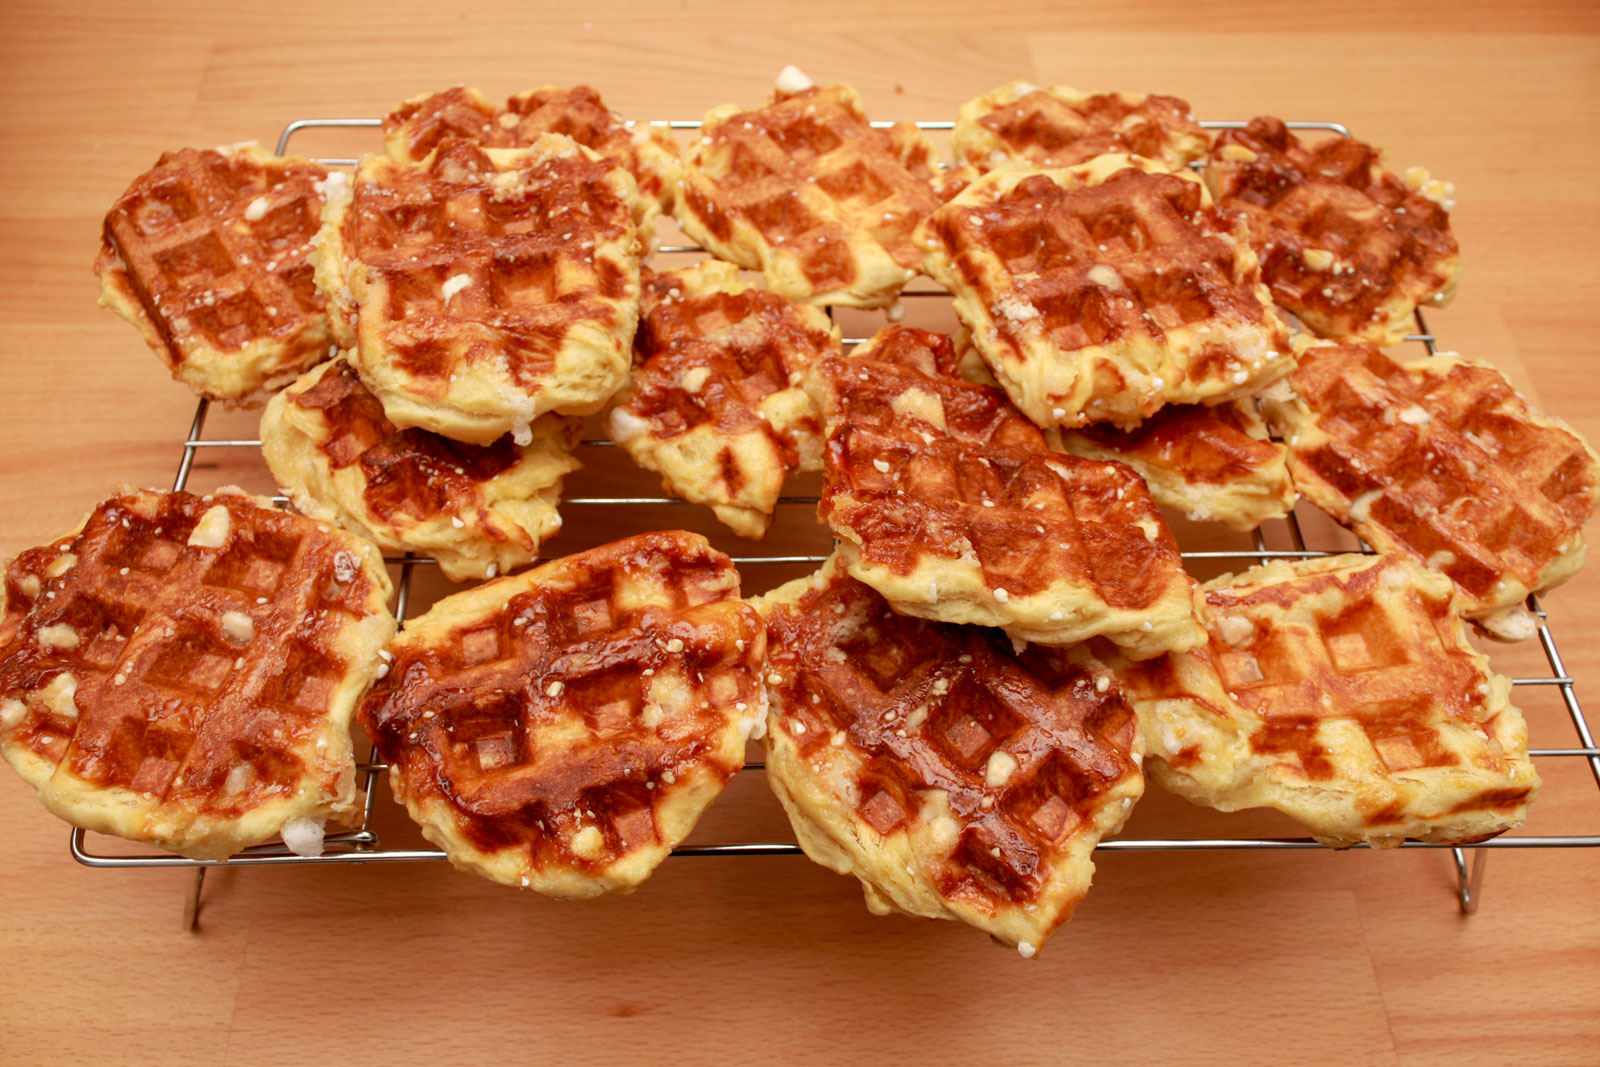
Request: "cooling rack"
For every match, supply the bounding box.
[69,117,1600,930]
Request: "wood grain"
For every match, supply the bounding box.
[1,3,1598,1065]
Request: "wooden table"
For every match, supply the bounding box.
[2,3,1597,1064]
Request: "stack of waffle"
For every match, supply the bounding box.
[4,69,1591,956]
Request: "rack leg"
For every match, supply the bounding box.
[1452,847,1488,915]
[181,867,206,932]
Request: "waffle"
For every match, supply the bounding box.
[0,487,395,861]
[96,144,335,401]
[261,357,581,581]
[315,135,644,445]
[754,554,1144,954]
[813,326,1203,659]
[357,531,765,897]
[674,74,942,308]
[1115,553,1539,848]
[1052,400,1296,531]
[608,261,840,538]
[1264,340,1600,625]
[916,153,1294,430]
[1206,117,1461,344]
[953,81,1207,174]
[383,85,679,243]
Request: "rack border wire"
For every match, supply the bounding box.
[70,117,1600,923]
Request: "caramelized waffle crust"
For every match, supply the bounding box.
[0,488,395,861]
[813,325,1203,659]
[953,81,1208,174]
[357,531,766,898]
[261,357,581,581]
[1115,554,1539,848]
[916,153,1294,430]
[1264,340,1600,623]
[1052,400,1296,531]
[608,261,840,537]
[383,85,680,238]
[675,79,942,308]
[96,144,335,401]
[755,555,1144,955]
[316,135,644,445]
[1206,117,1461,344]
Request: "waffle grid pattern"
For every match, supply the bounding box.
[100,148,328,383]
[1,490,382,856]
[816,326,1199,657]
[609,261,839,536]
[383,85,678,210]
[676,85,940,305]
[1274,342,1599,612]
[345,141,632,381]
[765,569,1139,908]
[918,154,1292,430]
[1208,562,1499,778]
[358,534,759,889]
[954,84,1208,173]
[1207,117,1461,345]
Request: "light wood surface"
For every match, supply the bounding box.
[3,3,1599,1065]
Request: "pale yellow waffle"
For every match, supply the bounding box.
[755,554,1144,955]
[1115,553,1540,848]
[383,85,679,243]
[315,135,644,445]
[261,357,581,581]
[357,532,765,898]
[1264,340,1600,628]
[1052,400,1296,531]
[916,153,1295,430]
[96,143,335,401]
[674,72,942,308]
[953,81,1207,174]
[1206,117,1461,345]
[813,325,1203,659]
[608,261,840,537]
[0,487,395,861]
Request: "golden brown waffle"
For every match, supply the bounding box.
[96,144,334,401]
[916,153,1294,430]
[1052,400,1296,531]
[383,85,679,240]
[1206,117,1461,344]
[1114,553,1539,848]
[0,488,395,861]
[755,554,1144,955]
[357,531,765,897]
[675,76,942,308]
[953,81,1207,174]
[1264,341,1600,625]
[261,357,581,581]
[608,261,840,538]
[813,326,1203,659]
[315,135,644,445]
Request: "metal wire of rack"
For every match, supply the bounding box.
[69,117,1600,925]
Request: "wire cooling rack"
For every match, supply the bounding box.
[70,117,1600,926]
